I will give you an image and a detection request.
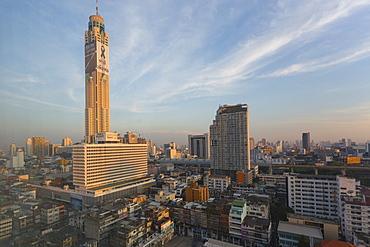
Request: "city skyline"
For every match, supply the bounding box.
[1,1,370,147]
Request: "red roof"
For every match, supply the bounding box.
[319,240,356,247]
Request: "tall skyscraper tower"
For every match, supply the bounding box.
[210,104,250,171]
[84,13,110,143]
[302,132,310,151]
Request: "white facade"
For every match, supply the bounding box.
[229,200,247,244]
[62,137,73,146]
[210,104,250,171]
[340,189,370,243]
[206,175,231,191]
[73,142,148,190]
[7,149,25,168]
[245,197,269,219]
[287,174,356,220]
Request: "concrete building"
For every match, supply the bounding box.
[32,137,45,160]
[155,191,176,203]
[84,13,110,143]
[287,213,339,240]
[188,133,210,159]
[0,215,12,241]
[210,104,250,172]
[185,181,210,203]
[7,148,24,168]
[25,138,32,156]
[9,143,16,156]
[287,174,356,220]
[278,221,323,247]
[245,196,269,219]
[302,132,310,151]
[62,137,73,146]
[241,216,271,247]
[73,132,149,191]
[340,189,370,243]
[229,200,247,245]
[109,218,149,247]
[40,204,60,225]
[205,174,231,191]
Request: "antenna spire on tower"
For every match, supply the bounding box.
[96,0,99,15]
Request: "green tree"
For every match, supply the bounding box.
[298,235,310,247]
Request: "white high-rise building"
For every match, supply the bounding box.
[287,174,356,220]
[62,137,73,147]
[9,144,16,156]
[73,132,148,191]
[188,133,210,159]
[7,149,24,168]
[210,104,250,171]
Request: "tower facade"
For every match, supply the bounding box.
[210,104,250,171]
[302,132,310,151]
[25,138,32,156]
[32,137,45,160]
[84,15,110,143]
[188,133,210,159]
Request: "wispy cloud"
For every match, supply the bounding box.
[109,0,370,112]
[261,44,370,77]
[0,90,80,113]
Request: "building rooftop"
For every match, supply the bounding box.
[318,240,356,247]
[287,213,339,225]
[232,200,245,207]
[278,221,323,239]
[242,216,270,230]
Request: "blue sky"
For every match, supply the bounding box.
[1,0,370,148]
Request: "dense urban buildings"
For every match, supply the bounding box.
[2,3,370,247]
[84,14,110,144]
[210,104,251,172]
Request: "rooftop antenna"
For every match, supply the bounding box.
[96,0,99,15]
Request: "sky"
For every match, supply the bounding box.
[1,0,370,148]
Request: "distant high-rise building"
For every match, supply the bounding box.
[164,142,176,150]
[25,138,32,156]
[210,104,250,171]
[249,138,255,150]
[62,137,73,146]
[261,138,267,146]
[44,141,51,157]
[188,133,210,159]
[32,137,45,160]
[347,139,352,146]
[9,143,16,156]
[7,148,25,168]
[302,132,310,151]
[84,14,110,143]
